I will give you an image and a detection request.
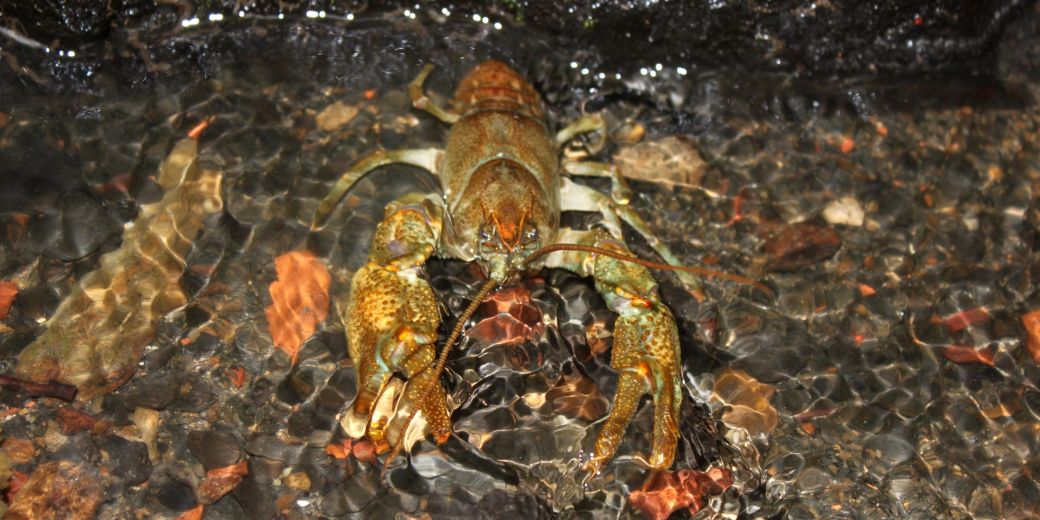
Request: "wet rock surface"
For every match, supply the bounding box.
[4,460,103,520]
[2,0,1034,76]
[0,1,1038,519]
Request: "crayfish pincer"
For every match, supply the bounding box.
[312,60,770,478]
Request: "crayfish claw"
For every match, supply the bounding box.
[542,230,683,475]
[337,193,451,457]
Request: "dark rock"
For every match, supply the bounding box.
[187,429,242,470]
[52,431,100,464]
[27,190,121,262]
[8,1,1032,77]
[245,434,302,463]
[231,464,278,520]
[676,389,723,470]
[389,464,431,496]
[342,471,381,514]
[0,129,81,215]
[321,329,347,359]
[102,435,152,485]
[156,479,197,512]
[313,387,347,424]
[275,364,321,405]
[325,367,357,400]
[4,0,113,41]
[182,331,221,357]
[12,285,61,326]
[168,377,217,413]
[117,370,179,410]
[286,411,315,438]
[760,222,843,272]
[202,494,248,518]
[321,485,351,517]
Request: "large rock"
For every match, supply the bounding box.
[3,0,1033,75]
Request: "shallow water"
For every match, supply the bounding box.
[1,6,1039,519]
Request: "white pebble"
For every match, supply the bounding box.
[822,196,865,226]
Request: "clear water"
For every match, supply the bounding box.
[1,6,1039,519]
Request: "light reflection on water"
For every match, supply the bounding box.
[0,8,1038,519]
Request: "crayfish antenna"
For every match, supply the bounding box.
[524,243,774,299]
[380,275,500,478]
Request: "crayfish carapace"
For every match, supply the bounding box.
[311,60,770,478]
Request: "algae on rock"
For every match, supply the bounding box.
[15,138,223,399]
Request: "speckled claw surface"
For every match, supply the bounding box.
[585,307,681,476]
[339,193,452,449]
[544,230,682,477]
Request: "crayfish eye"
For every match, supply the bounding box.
[479,228,492,242]
[525,227,538,241]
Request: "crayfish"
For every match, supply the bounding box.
[311,60,769,478]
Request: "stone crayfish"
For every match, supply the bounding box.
[311,60,767,477]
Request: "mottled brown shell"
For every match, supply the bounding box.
[453,60,545,120]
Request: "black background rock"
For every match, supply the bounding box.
[0,0,1034,84]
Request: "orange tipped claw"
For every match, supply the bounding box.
[588,310,682,475]
[341,194,450,457]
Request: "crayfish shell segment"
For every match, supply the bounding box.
[453,60,545,120]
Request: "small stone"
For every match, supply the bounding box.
[176,505,205,520]
[55,408,102,435]
[42,421,68,452]
[285,471,311,491]
[315,101,359,132]
[0,441,12,483]
[1022,310,1040,364]
[5,461,103,519]
[796,467,832,492]
[275,493,296,513]
[119,371,180,410]
[187,430,242,470]
[157,479,198,512]
[711,369,778,436]
[36,190,121,261]
[760,222,842,272]
[101,435,151,485]
[231,468,279,520]
[822,196,865,226]
[0,280,18,319]
[3,437,36,464]
[130,407,161,461]
[198,461,249,505]
[613,136,708,188]
[628,466,734,519]
[864,433,915,466]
